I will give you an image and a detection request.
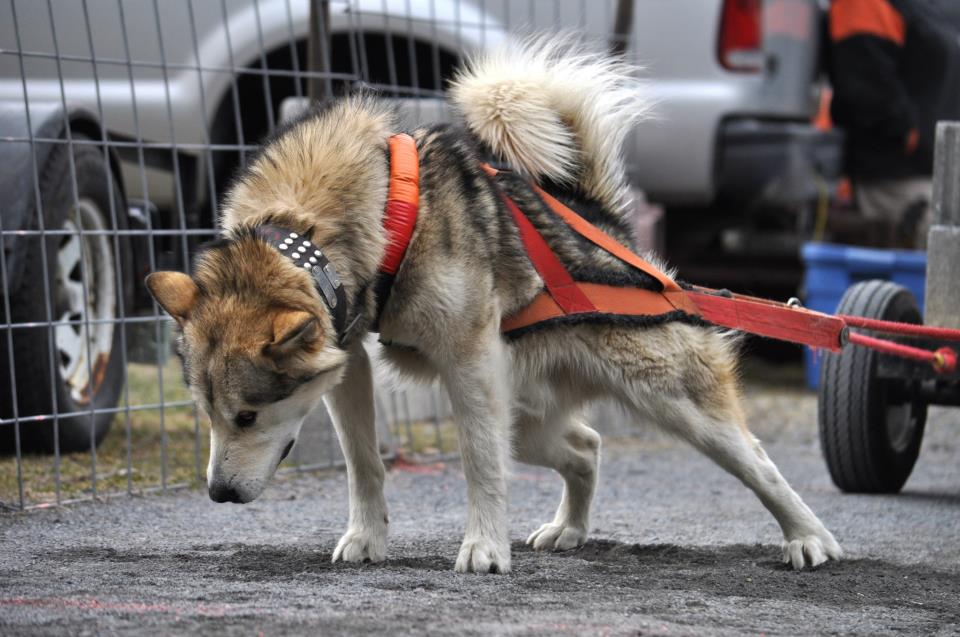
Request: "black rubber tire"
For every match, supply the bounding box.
[818,280,928,493]
[0,136,131,455]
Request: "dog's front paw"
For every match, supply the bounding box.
[332,525,387,564]
[526,522,587,552]
[454,536,511,574]
[781,528,842,569]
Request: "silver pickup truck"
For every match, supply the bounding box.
[2,0,833,205]
[0,0,835,450]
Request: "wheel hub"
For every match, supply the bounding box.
[884,394,920,454]
[54,199,116,405]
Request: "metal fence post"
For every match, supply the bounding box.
[925,122,960,328]
[610,0,634,56]
[308,0,331,102]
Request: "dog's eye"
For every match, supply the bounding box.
[235,411,257,428]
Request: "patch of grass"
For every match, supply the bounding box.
[0,360,209,508]
[389,418,458,459]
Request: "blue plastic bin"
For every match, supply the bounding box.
[801,242,926,389]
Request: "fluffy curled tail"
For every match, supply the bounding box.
[449,34,650,213]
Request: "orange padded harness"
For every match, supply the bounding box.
[378,138,848,352]
[373,133,421,326]
[376,140,701,334]
[381,133,420,276]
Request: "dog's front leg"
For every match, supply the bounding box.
[325,342,388,563]
[441,332,512,574]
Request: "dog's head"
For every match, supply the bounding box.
[142,96,396,504]
[145,238,348,504]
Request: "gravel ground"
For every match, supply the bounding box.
[1,381,959,636]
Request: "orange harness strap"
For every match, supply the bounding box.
[497,184,600,316]
[530,184,683,294]
[502,284,696,333]
[481,164,700,334]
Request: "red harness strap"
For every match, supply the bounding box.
[684,286,846,351]
[503,284,697,333]
[482,164,700,333]
[495,169,960,370]
[498,175,847,350]
[498,191,598,315]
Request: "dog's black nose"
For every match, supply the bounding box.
[208,484,243,503]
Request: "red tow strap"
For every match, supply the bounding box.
[684,286,847,352]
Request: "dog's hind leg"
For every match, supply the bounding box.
[325,342,389,564]
[440,327,513,574]
[515,409,599,551]
[603,325,841,569]
[655,397,841,569]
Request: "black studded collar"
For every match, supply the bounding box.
[254,224,361,347]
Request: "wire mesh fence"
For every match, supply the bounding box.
[0,0,625,511]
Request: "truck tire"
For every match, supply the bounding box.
[0,135,130,454]
[818,280,927,493]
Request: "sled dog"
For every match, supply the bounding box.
[146,37,841,573]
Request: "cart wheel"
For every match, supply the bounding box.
[818,280,927,493]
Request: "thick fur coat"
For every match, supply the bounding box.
[146,37,841,573]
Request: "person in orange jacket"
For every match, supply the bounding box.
[828,0,960,248]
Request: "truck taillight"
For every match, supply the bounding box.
[718,0,764,72]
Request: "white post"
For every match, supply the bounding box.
[925,122,960,328]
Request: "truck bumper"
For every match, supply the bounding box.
[716,118,844,207]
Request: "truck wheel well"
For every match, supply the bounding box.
[65,115,128,204]
[204,34,460,223]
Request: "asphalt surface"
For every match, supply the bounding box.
[1,383,959,636]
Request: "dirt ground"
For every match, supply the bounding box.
[1,384,959,636]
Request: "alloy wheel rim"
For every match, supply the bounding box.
[54,199,116,405]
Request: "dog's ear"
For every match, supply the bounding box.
[266,310,318,357]
[145,272,198,325]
